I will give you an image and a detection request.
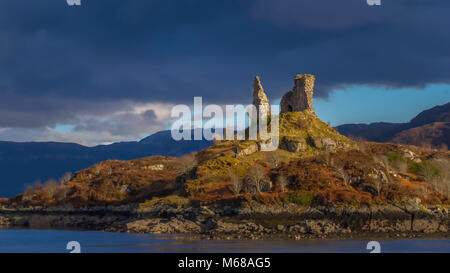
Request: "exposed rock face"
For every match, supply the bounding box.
[144,164,164,171]
[0,204,448,239]
[280,137,307,153]
[252,76,270,125]
[281,74,315,114]
[312,137,338,152]
[234,143,259,157]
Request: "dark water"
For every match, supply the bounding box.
[0,229,448,253]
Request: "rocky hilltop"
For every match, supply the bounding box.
[0,75,449,240]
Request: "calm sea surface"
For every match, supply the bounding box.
[0,229,448,253]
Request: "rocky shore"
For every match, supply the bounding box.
[0,203,449,240]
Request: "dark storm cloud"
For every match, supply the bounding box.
[0,94,135,128]
[73,109,159,136]
[0,0,450,130]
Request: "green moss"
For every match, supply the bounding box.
[200,156,239,171]
[279,191,316,206]
[408,162,421,175]
[388,152,404,164]
[408,160,440,178]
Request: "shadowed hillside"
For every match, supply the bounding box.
[0,130,212,197]
[337,102,450,148]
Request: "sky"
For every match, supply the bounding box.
[0,0,449,146]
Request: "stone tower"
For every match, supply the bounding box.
[280,74,315,114]
[252,76,270,121]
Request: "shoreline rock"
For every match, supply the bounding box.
[0,204,448,240]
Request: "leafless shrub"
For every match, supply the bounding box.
[420,161,440,183]
[392,160,407,173]
[277,175,288,192]
[373,154,388,167]
[54,187,71,201]
[228,170,242,196]
[244,165,267,193]
[58,172,72,185]
[266,151,280,168]
[324,152,335,168]
[440,143,448,151]
[22,185,36,201]
[434,159,450,198]
[42,179,59,198]
[336,168,350,185]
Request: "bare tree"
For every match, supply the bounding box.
[245,165,267,193]
[58,172,72,185]
[43,179,59,198]
[54,187,71,202]
[277,175,288,192]
[228,170,242,196]
[434,159,450,198]
[22,185,35,202]
[420,161,439,183]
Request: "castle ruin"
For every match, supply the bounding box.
[252,74,315,115]
[280,74,315,114]
[252,76,270,125]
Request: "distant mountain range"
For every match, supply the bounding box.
[337,102,450,148]
[0,130,212,197]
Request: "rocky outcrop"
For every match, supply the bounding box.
[279,137,307,153]
[235,143,259,157]
[143,164,164,171]
[279,136,349,153]
[126,218,202,234]
[281,74,315,114]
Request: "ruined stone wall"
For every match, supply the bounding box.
[281,74,315,114]
[252,76,270,125]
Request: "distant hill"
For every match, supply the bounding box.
[337,102,450,148]
[390,122,450,148]
[0,130,212,197]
